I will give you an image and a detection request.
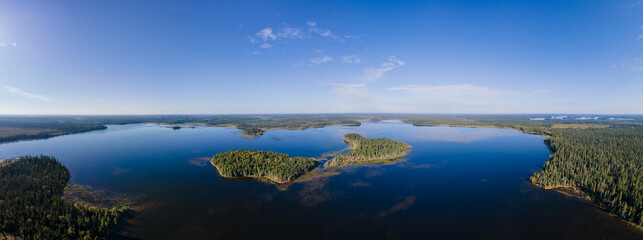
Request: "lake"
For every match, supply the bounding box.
[0,120,640,239]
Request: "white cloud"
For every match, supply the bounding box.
[256,28,277,41]
[638,24,643,40]
[2,86,53,102]
[319,30,332,37]
[341,55,362,64]
[362,56,405,83]
[248,21,353,51]
[12,42,17,47]
[259,43,272,49]
[278,27,305,39]
[308,23,341,41]
[390,84,519,99]
[612,58,643,72]
[310,56,333,64]
[330,57,405,105]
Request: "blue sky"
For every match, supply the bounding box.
[1,0,642,114]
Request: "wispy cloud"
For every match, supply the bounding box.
[259,43,272,49]
[247,21,354,52]
[341,55,362,64]
[612,58,643,72]
[390,84,520,99]
[638,24,643,40]
[278,27,306,39]
[2,86,53,102]
[331,56,405,104]
[256,28,277,41]
[362,56,405,83]
[310,56,333,64]
[307,21,339,40]
[0,42,17,47]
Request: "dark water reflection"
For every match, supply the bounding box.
[0,121,640,239]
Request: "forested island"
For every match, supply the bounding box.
[210,150,318,184]
[0,156,127,239]
[327,134,411,167]
[210,134,411,183]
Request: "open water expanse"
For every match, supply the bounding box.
[0,120,641,239]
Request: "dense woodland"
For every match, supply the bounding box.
[0,156,127,240]
[211,150,318,183]
[530,126,643,226]
[402,115,643,227]
[328,133,411,166]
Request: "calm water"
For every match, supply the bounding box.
[0,121,641,239]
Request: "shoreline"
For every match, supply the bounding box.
[210,160,295,185]
[531,182,643,232]
[326,135,411,167]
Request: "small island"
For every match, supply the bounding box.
[210,135,411,185]
[211,150,318,184]
[240,128,264,138]
[327,133,411,167]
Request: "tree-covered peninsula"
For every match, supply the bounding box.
[530,126,643,227]
[211,150,318,184]
[327,134,411,167]
[401,115,643,228]
[0,156,127,240]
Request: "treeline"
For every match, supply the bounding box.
[211,150,318,183]
[0,125,107,144]
[0,156,127,240]
[215,117,362,137]
[398,115,643,227]
[0,115,369,144]
[530,126,643,225]
[232,119,360,130]
[328,134,411,166]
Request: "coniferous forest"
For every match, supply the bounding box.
[530,126,643,226]
[403,116,643,227]
[211,150,318,183]
[328,133,411,166]
[0,156,126,240]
